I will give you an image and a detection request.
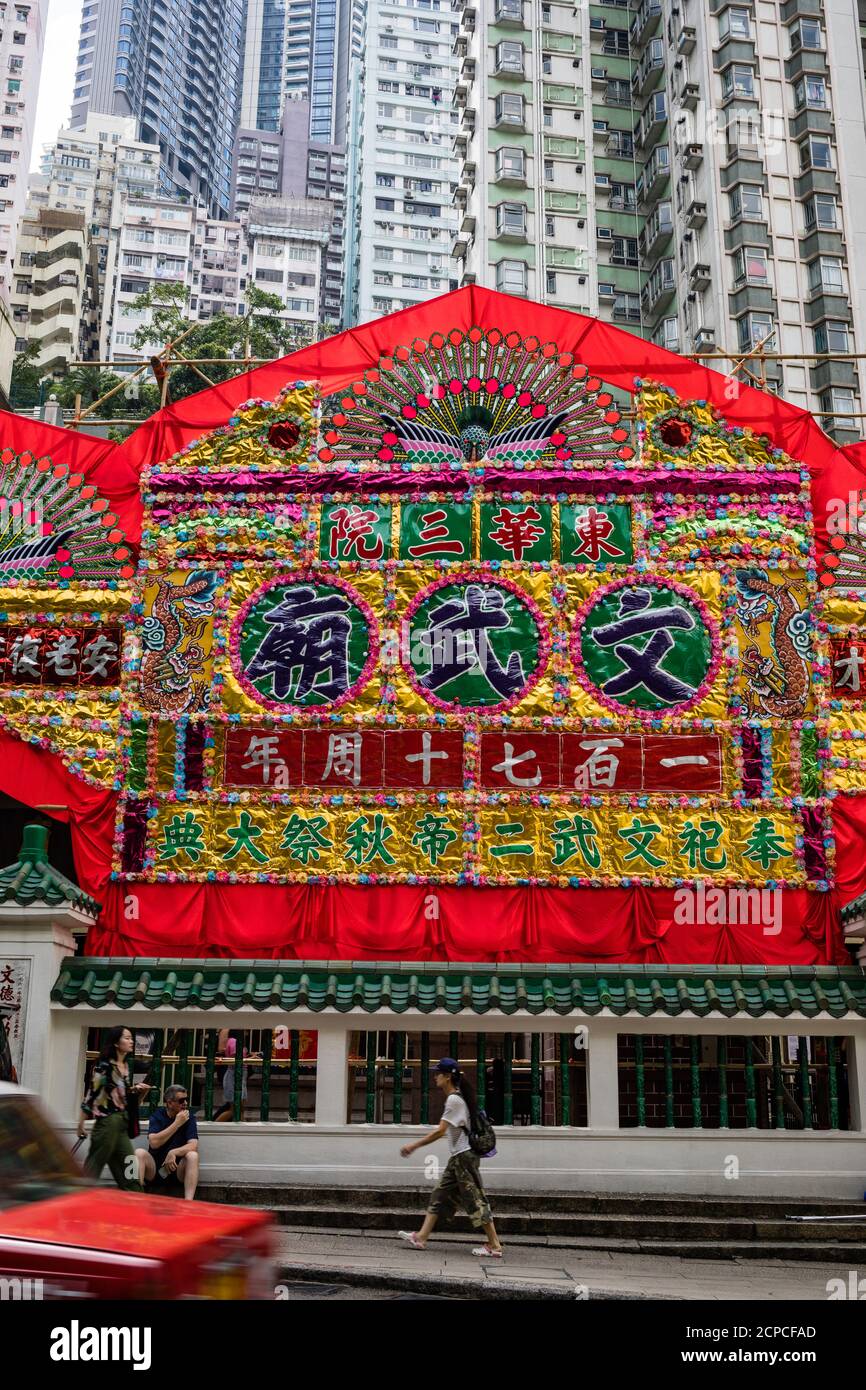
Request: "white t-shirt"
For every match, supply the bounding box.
[442,1092,471,1156]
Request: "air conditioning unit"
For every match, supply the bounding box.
[695,327,716,349]
[597,226,613,240]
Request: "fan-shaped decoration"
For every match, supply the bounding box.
[318,327,634,471]
[0,449,134,585]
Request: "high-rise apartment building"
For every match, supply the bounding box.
[106,196,245,362]
[453,0,866,442]
[241,0,364,144]
[245,195,334,336]
[10,208,89,376]
[232,99,345,324]
[69,0,244,220]
[241,0,287,130]
[345,0,459,325]
[0,0,47,395]
[26,114,162,358]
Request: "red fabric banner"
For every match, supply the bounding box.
[0,728,117,902]
[86,879,846,965]
[828,793,866,907]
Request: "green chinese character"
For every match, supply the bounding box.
[678,818,728,871]
[617,815,666,868]
[280,813,332,865]
[158,811,205,863]
[222,809,268,863]
[411,812,458,867]
[345,813,396,866]
[490,821,535,858]
[743,816,792,871]
[550,815,601,869]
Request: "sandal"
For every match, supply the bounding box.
[397,1230,426,1250]
[471,1245,504,1258]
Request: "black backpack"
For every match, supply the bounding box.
[467,1108,497,1157]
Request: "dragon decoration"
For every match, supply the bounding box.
[1,322,864,907]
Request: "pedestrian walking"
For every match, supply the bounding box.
[78,1026,150,1192]
[398,1057,503,1257]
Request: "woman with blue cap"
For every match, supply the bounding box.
[398,1057,503,1257]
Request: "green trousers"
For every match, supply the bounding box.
[84,1113,143,1192]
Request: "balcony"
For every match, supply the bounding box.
[689,262,711,290]
[637,146,670,203]
[641,257,675,314]
[640,203,673,259]
[630,0,662,47]
[685,199,707,228]
[632,46,665,99]
[637,94,668,148]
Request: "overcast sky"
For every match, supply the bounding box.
[32,0,84,168]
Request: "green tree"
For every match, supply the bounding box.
[126,280,328,403]
[8,342,47,410]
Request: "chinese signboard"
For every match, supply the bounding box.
[0,959,30,1082]
[103,352,828,893]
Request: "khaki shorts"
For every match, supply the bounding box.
[426,1150,492,1229]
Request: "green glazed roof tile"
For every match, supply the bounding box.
[0,824,100,918]
[49,960,866,1018]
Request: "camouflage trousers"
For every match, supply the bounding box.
[427,1150,492,1229]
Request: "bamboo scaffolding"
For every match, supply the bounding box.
[52,342,866,426]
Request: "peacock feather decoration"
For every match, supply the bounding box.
[0,448,134,585]
[317,327,634,471]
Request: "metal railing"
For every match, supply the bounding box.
[618,1034,851,1130]
[347,1030,588,1127]
[84,1027,317,1123]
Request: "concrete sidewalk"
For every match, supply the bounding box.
[274,1228,856,1300]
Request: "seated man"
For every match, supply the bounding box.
[138,1084,200,1200]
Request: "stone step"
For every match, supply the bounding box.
[258,1201,866,1243]
[200,1184,865,1221]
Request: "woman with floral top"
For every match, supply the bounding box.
[78,1026,150,1191]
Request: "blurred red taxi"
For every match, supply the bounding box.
[0,1083,274,1299]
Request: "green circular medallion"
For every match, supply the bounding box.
[235,577,373,709]
[576,580,714,711]
[405,578,545,709]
